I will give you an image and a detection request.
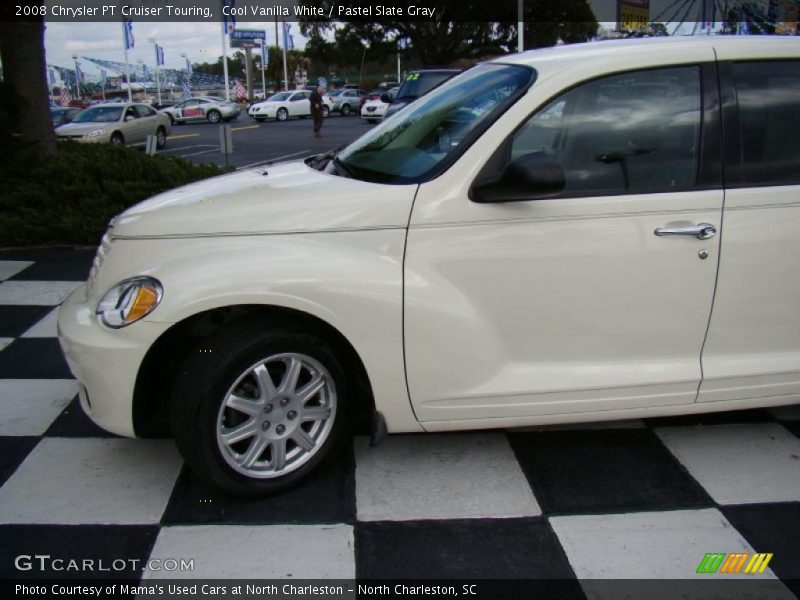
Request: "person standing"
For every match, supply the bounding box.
[310,83,325,138]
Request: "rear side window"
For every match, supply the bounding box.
[732,61,800,186]
[511,66,702,197]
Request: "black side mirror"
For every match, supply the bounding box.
[380,93,392,104]
[470,152,565,203]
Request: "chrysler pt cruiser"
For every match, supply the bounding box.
[58,37,800,495]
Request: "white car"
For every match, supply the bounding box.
[160,96,241,124]
[361,87,398,123]
[59,37,800,495]
[248,90,331,122]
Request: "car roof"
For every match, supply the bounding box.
[497,36,799,69]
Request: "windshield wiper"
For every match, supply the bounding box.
[308,144,347,170]
[332,156,355,179]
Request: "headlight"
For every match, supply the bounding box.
[86,128,107,138]
[96,277,163,328]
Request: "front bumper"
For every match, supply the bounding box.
[56,134,109,144]
[249,106,276,119]
[57,285,172,438]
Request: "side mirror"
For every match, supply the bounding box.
[380,93,392,104]
[471,152,565,203]
[125,115,136,122]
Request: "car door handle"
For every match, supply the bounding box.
[654,223,717,240]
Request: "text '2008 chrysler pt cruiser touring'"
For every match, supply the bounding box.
[59,37,800,495]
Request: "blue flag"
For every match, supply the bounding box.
[283,22,293,51]
[123,19,135,49]
[222,0,236,35]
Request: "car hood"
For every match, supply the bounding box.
[111,160,416,239]
[56,122,114,135]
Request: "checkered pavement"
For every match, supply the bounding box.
[0,249,799,597]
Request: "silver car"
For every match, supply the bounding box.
[323,88,364,116]
[161,96,241,124]
[55,103,171,148]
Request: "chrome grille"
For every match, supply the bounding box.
[86,233,113,293]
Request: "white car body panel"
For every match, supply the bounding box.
[58,37,800,439]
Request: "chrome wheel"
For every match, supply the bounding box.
[216,353,336,479]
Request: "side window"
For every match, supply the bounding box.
[732,61,800,186]
[511,66,702,197]
[135,105,155,118]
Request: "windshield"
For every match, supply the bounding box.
[51,108,67,125]
[396,71,457,100]
[73,106,123,123]
[268,92,291,102]
[334,63,534,184]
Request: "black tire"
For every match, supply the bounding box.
[207,110,222,124]
[171,318,352,496]
[366,119,378,124]
[255,117,265,122]
[276,108,288,122]
[155,126,167,149]
[341,104,351,116]
[109,132,124,145]
[322,106,330,118]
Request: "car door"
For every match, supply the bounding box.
[134,105,159,142]
[404,62,724,425]
[121,105,147,143]
[291,91,310,116]
[697,54,800,404]
[180,99,204,121]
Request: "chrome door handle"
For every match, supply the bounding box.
[654,223,716,240]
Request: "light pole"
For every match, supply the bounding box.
[518,0,524,53]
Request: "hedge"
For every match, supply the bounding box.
[0,141,232,247]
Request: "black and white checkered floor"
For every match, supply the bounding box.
[0,249,798,598]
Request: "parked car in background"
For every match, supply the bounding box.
[51,106,82,127]
[384,68,461,119]
[361,86,399,123]
[58,37,800,496]
[324,88,365,116]
[248,90,331,122]
[160,96,240,124]
[55,102,171,148]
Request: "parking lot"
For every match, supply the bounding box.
[157,112,371,168]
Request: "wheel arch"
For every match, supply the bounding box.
[132,304,375,438]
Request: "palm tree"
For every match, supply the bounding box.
[0,15,56,159]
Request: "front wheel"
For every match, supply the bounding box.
[322,106,330,118]
[155,126,167,149]
[207,110,222,123]
[109,132,124,145]
[276,108,288,122]
[171,319,350,496]
[340,104,351,117]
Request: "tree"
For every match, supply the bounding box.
[0,15,56,159]
[299,0,598,67]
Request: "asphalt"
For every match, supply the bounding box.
[156,111,374,168]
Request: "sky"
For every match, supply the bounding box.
[45,20,310,78]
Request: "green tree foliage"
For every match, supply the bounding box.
[299,0,598,67]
